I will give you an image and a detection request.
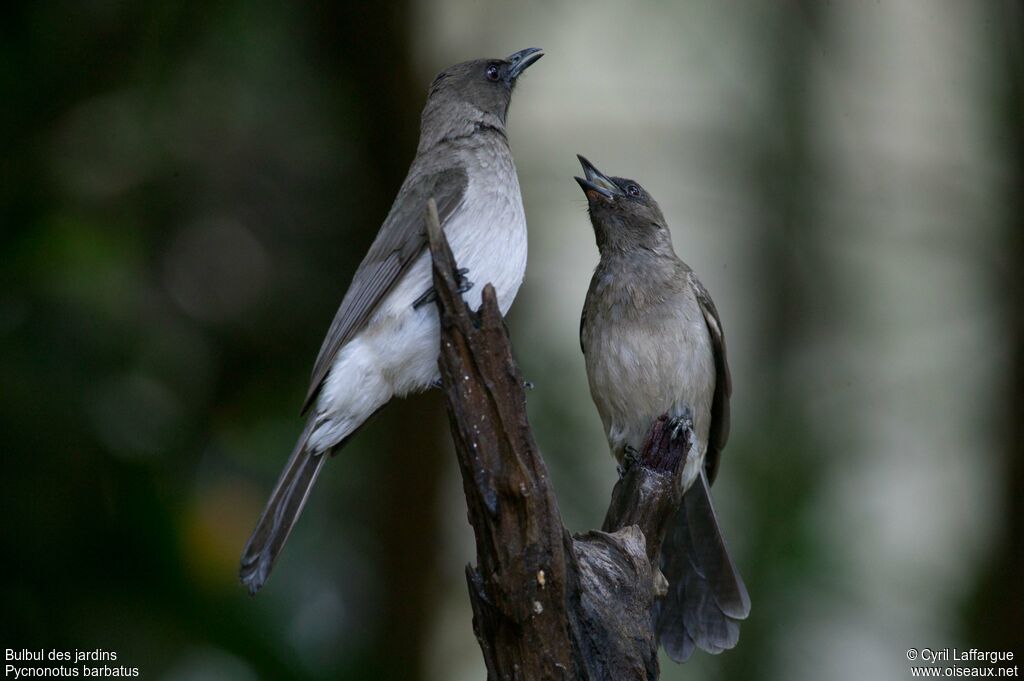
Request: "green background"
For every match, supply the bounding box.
[2,1,1021,679]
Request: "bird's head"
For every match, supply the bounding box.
[575,155,673,254]
[419,48,543,148]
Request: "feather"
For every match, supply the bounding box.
[656,471,750,661]
[301,167,468,414]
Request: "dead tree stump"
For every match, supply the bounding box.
[424,199,692,681]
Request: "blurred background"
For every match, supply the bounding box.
[2,1,1022,679]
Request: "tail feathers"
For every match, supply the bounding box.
[656,470,750,662]
[240,420,327,595]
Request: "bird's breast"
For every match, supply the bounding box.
[443,150,528,313]
[583,289,715,462]
[314,140,528,436]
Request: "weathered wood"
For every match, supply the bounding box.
[602,416,692,563]
[424,199,694,680]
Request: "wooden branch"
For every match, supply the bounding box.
[425,199,577,678]
[572,417,691,679]
[424,199,694,681]
[602,416,692,563]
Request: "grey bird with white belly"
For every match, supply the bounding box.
[575,155,750,661]
[239,48,543,595]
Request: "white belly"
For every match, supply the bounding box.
[308,170,527,452]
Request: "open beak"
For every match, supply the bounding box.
[507,47,544,80]
[575,154,619,201]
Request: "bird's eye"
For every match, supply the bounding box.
[485,64,501,82]
[625,184,642,197]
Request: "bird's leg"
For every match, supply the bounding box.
[522,380,535,390]
[412,287,436,309]
[413,268,474,309]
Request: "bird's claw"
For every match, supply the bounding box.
[455,267,474,295]
[523,380,535,390]
[617,445,640,476]
[669,411,693,441]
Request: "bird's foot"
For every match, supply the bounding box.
[430,378,444,390]
[617,445,641,476]
[412,268,473,309]
[454,267,474,295]
[669,409,694,441]
[523,380,535,390]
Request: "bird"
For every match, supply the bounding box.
[239,48,544,595]
[574,155,750,661]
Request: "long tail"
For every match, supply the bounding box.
[655,470,751,662]
[240,419,327,595]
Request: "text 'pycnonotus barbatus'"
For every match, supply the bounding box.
[239,48,544,595]
[575,155,750,661]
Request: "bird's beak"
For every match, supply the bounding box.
[575,154,619,201]
[506,47,544,80]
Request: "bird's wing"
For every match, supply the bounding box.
[580,268,602,354]
[301,166,469,414]
[579,305,587,354]
[689,271,731,485]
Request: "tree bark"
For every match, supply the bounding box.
[424,199,693,681]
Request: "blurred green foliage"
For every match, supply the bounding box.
[1,1,445,679]
[2,2,1021,680]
